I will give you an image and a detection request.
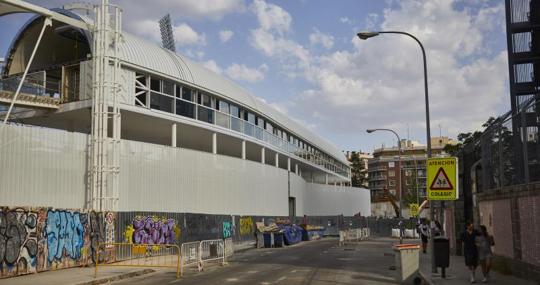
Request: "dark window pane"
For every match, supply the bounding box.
[150,78,160,92]
[176,99,195,118]
[230,104,240,117]
[163,81,174,95]
[218,100,229,113]
[150,92,173,113]
[197,105,214,124]
[182,87,193,101]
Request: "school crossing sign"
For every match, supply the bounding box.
[427,157,458,200]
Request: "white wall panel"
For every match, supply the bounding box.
[118,140,289,216]
[289,173,306,216]
[0,124,87,208]
[303,183,371,217]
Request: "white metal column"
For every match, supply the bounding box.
[90,0,122,211]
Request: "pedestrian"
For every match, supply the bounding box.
[461,222,479,283]
[476,225,494,283]
[419,219,429,253]
[432,220,442,237]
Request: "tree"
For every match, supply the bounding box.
[349,151,368,187]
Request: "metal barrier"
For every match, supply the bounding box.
[180,241,201,276]
[198,239,225,271]
[339,228,370,246]
[95,243,181,278]
[224,238,234,257]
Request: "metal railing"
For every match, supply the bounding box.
[338,228,370,246]
[198,239,225,271]
[94,243,181,278]
[180,241,201,275]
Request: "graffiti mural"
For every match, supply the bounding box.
[0,207,116,279]
[0,208,40,277]
[223,222,231,239]
[46,210,85,263]
[239,216,253,236]
[124,216,180,245]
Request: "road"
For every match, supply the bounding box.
[111,238,403,285]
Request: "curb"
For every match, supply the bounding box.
[74,268,156,285]
[418,270,434,285]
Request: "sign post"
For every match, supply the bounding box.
[427,157,458,201]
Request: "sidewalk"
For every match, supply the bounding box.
[0,266,156,285]
[419,247,536,285]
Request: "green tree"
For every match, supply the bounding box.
[348,151,368,187]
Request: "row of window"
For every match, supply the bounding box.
[134,73,350,177]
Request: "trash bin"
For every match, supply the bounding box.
[263,233,273,248]
[393,244,420,283]
[434,237,450,268]
[274,233,284,247]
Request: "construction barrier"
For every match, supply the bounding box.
[94,243,181,279]
[339,228,370,246]
[180,241,201,276]
[199,239,225,271]
[391,228,419,238]
[224,237,234,257]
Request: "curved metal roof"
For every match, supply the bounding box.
[5,8,349,165]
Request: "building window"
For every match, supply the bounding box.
[388,161,395,168]
[405,170,412,176]
[388,180,396,187]
[388,170,395,177]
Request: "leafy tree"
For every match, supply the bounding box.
[348,151,368,187]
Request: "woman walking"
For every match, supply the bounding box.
[461,222,479,283]
[476,225,494,283]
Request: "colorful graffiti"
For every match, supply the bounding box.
[124,216,179,245]
[223,222,231,239]
[0,207,115,279]
[239,216,253,236]
[46,210,85,262]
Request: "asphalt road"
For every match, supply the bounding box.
[111,238,402,285]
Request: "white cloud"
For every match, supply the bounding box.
[202,60,223,74]
[173,23,206,46]
[219,30,234,42]
[339,17,352,24]
[250,0,291,34]
[225,63,267,82]
[309,29,334,49]
[130,19,162,43]
[248,0,509,145]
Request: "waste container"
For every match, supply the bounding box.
[393,244,420,283]
[434,236,450,278]
[274,233,284,247]
[263,233,274,248]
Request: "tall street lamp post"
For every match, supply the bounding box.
[358,31,435,273]
[367,128,403,244]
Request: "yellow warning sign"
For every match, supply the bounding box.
[410,203,419,216]
[427,157,458,200]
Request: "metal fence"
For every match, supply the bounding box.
[338,228,370,246]
[94,243,181,278]
[199,239,225,271]
[461,95,540,192]
[180,241,201,275]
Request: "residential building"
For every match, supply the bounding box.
[344,151,372,188]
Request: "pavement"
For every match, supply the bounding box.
[418,242,536,285]
[112,238,403,285]
[0,237,536,285]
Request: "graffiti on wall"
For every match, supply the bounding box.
[239,217,253,236]
[124,216,180,245]
[223,222,231,239]
[0,208,40,277]
[0,207,115,279]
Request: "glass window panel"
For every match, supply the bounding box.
[218,100,230,113]
[231,116,243,132]
[150,78,160,92]
[230,104,240,117]
[247,112,255,124]
[266,122,273,133]
[176,99,195,118]
[163,81,174,95]
[256,117,264,128]
[197,105,214,124]
[175,85,181,98]
[199,93,212,107]
[216,111,230,128]
[150,92,173,113]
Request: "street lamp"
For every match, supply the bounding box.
[366,128,404,244]
[359,30,435,273]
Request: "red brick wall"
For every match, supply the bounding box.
[518,195,540,267]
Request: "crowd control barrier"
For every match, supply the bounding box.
[198,239,225,271]
[339,228,370,246]
[180,241,201,275]
[94,243,181,278]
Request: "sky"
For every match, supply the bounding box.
[0,0,509,153]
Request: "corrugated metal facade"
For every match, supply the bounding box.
[0,124,87,208]
[1,124,369,216]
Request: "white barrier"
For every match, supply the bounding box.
[181,241,201,275]
[392,228,420,238]
[224,238,234,257]
[339,228,370,246]
[199,239,225,271]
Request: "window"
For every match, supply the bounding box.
[388,161,395,168]
[150,92,173,113]
[405,170,412,176]
[266,122,273,133]
[176,86,195,118]
[163,81,174,95]
[135,74,147,107]
[218,100,229,113]
[246,112,255,124]
[256,116,264,128]
[388,170,395,177]
[230,104,240,117]
[150,78,160,92]
[198,93,212,107]
[388,180,396,187]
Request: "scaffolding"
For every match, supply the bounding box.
[90,0,122,211]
